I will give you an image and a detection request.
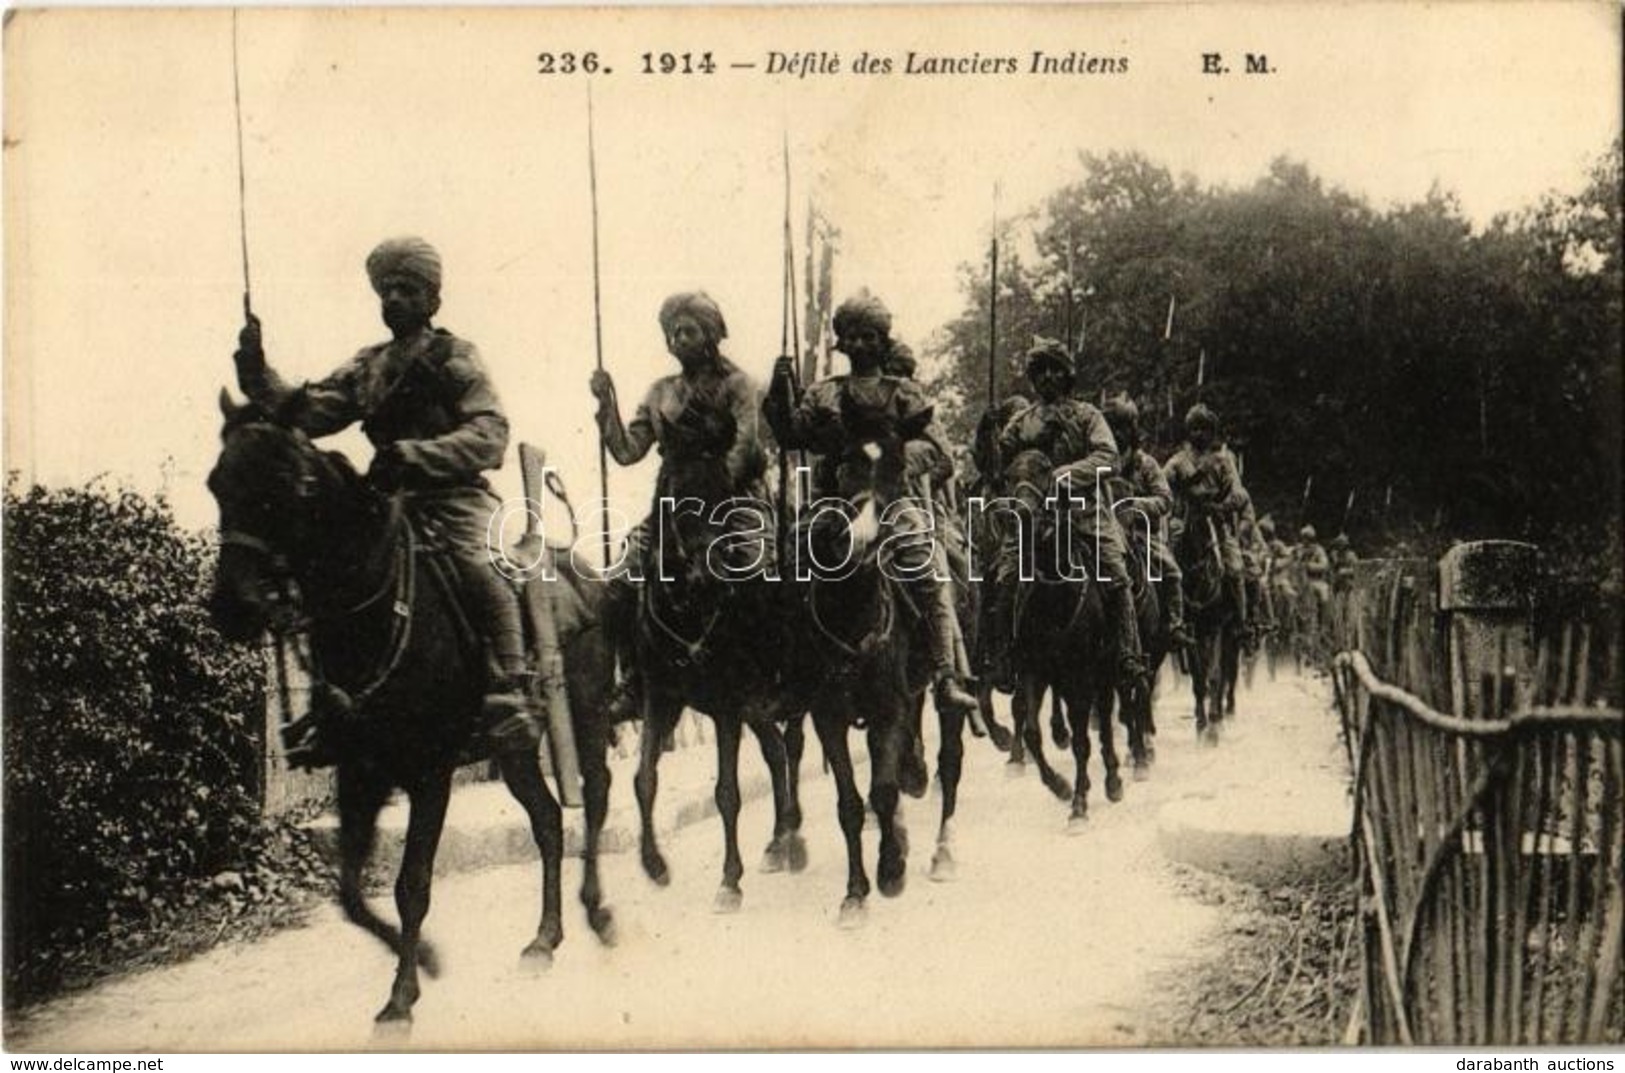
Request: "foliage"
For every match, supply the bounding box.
[3,478,266,1003]
[928,142,1623,555]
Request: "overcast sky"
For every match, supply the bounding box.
[4,2,1619,535]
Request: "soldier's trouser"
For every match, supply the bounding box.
[411,489,529,691]
[885,503,969,686]
[1218,532,1248,630]
[1150,537,1187,628]
[455,552,529,686]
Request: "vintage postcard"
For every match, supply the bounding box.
[3,1,1620,1055]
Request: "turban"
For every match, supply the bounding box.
[657,291,728,343]
[1025,336,1072,375]
[1102,394,1139,426]
[1184,402,1219,432]
[365,237,442,295]
[832,290,892,340]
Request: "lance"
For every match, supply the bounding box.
[1342,488,1357,530]
[777,128,802,529]
[1196,348,1206,388]
[1302,475,1314,515]
[1064,224,1076,355]
[231,9,253,320]
[586,83,611,571]
[1163,294,1176,341]
[987,184,1000,410]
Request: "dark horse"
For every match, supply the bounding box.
[1001,451,1129,827]
[1087,476,1167,778]
[1174,505,1241,744]
[207,393,617,1027]
[628,452,808,912]
[785,435,958,922]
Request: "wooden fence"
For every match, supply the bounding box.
[1332,541,1623,1044]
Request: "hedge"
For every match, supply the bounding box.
[4,479,265,1001]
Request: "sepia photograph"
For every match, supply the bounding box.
[2,0,1621,1054]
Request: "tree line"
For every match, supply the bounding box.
[925,143,1622,567]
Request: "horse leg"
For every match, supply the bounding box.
[870,713,907,899]
[573,708,617,946]
[812,709,869,924]
[336,767,423,970]
[375,771,453,1027]
[633,696,682,886]
[750,717,802,875]
[978,681,1014,752]
[1006,679,1031,772]
[495,747,566,967]
[780,713,810,872]
[706,716,747,913]
[899,694,929,799]
[1050,689,1070,749]
[930,700,965,882]
[1020,681,1072,802]
[1065,685,1092,829]
[1098,682,1123,803]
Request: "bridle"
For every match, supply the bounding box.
[217,432,418,722]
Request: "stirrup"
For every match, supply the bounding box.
[281,714,338,771]
[933,677,978,716]
[482,690,540,750]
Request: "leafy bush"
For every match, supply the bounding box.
[4,478,264,1001]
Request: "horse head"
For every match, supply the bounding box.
[810,435,908,570]
[206,388,380,641]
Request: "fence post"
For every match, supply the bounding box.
[1438,540,1539,721]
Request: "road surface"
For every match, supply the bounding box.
[7,667,1346,1051]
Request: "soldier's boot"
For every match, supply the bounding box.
[1164,577,1194,650]
[463,561,542,751]
[1106,581,1147,688]
[924,575,978,717]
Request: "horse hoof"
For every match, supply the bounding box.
[785,833,810,874]
[1132,760,1150,782]
[878,867,906,899]
[899,761,929,800]
[713,887,743,914]
[643,852,671,887]
[589,907,618,948]
[416,941,442,980]
[1043,774,1073,802]
[929,847,956,882]
[373,1006,413,1031]
[988,726,1014,752]
[1067,812,1089,835]
[759,844,788,874]
[520,939,556,974]
[1005,758,1025,777]
[371,1019,413,1047]
[838,897,867,928]
[1106,775,1124,802]
[1202,725,1220,747]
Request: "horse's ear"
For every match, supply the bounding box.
[219,387,259,428]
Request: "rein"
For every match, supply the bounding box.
[806,566,895,661]
[241,508,418,729]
